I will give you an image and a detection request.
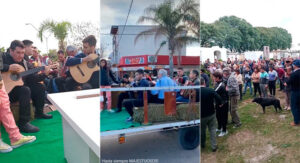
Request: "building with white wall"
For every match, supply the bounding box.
[110,25,186,64]
[200,46,227,63]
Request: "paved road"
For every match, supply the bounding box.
[100,130,200,163]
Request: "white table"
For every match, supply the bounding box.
[47,89,100,163]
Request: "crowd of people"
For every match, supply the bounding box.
[201,56,300,152]
[100,66,200,122]
[0,35,99,153]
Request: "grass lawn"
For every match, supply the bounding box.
[201,88,299,163]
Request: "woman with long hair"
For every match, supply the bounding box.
[100,59,119,112]
[251,67,261,97]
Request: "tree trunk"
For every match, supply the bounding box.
[169,52,174,77]
[59,40,65,50]
[168,39,175,77]
[177,47,182,67]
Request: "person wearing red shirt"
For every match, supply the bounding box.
[275,65,285,91]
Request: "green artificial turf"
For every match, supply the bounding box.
[0,111,66,163]
[100,109,142,132]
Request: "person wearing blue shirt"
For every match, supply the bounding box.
[150,69,178,103]
[259,66,269,97]
[268,66,278,96]
[64,35,99,91]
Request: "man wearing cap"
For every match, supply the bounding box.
[223,67,242,128]
[286,59,300,126]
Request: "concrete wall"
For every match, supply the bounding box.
[200,46,227,63]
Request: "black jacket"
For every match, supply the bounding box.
[287,69,300,91]
[200,87,223,118]
[214,81,228,103]
[100,68,118,86]
[1,53,46,86]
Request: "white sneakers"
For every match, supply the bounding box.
[218,131,228,137]
[0,139,13,153]
[216,129,228,137]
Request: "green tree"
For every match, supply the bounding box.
[46,49,58,62]
[135,0,199,77]
[201,15,292,52]
[38,20,71,50]
[0,47,5,53]
[200,22,218,47]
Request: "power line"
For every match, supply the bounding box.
[117,0,134,46]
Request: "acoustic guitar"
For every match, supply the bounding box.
[69,53,100,84]
[2,64,58,93]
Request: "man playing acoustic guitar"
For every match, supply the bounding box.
[65,35,100,91]
[1,40,53,133]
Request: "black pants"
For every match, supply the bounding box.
[65,77,80,91]
[253,82,261,96]
[279,79,284,91]
[216,102,229,132]
[9,83,45,125]
[117,92,130,111]
[268,80,276,96]
[148,94,164,104]
[239,84,243,100]
[55,77,67,92]
[123,99,144,117]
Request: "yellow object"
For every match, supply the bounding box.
[11,135,36,148]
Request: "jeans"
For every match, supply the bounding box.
[243,81,253,95]
[260,84,268,97]
[201,113,217,149]
[291,91,300,124]
[176,96,189,103]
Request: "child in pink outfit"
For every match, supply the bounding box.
[0,83,22,144]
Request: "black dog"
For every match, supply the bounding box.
[252,97,282,113]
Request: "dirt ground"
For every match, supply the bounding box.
[201,89,300,163]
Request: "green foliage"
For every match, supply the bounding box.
[200,16,292,52]
[136,0,199,77]
[0,47,5,53]
[47,49,58,62]
[38,20,71,50]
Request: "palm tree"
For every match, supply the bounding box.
[38,20,71,50]
[135,0,199,77]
